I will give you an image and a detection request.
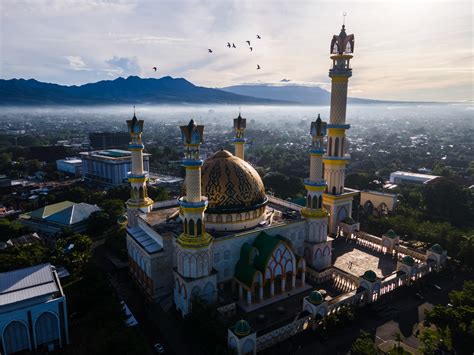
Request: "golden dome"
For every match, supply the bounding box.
[202,150,267,213]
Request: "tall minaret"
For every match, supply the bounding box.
[303,115,332,270]
[126,112,154,228]
[174,119,216,316]
[322,23,356,234]
[233,113,246,160]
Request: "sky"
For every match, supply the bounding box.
[0,0,472,102]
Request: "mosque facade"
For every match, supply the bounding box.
[124,23,447,353]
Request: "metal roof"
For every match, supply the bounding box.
[0,263,60,307]
[25,201,101,226]
[127,227,162,254]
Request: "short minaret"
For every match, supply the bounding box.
[323,23,357,234]
[233,113,247,160]
[303,115,332,270]
[126,112,153,228]
[173,119,216,316]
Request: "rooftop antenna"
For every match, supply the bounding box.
[133,105,136,117]
[343,11,347,26]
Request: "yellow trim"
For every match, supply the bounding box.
[327,128,346,135]
[323,159,348,166]
[185,166,200,170]
[330,54,353,60]
[322,193,353,202]
[310,152,323,157]
[331,76,349,83]
[305,185,325,192]
[126,197,154,208]
[177,232,213,248]
[301,207,328,219]
[128,177,148,183]
[181,205,207,213]
[234,142,245,145]
[129,148,142,152]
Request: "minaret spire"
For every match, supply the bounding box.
[324,22,356,235]
[302,114,332,270]
[174,119,216,316]
[126,110,153,228]
[233,112,247,160]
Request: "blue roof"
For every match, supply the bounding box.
[127,227,163,254]
[0,263,60,307]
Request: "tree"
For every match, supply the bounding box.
[87,210,112,237]
[0,219,30,242]
[419,328,442,355]
[351,331,377,355]
[53,233,93,275]
[99,199,126,224]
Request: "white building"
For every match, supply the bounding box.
[389,171,440,185]
[0,264,69,354]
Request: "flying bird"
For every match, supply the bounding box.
[232,43,236,48]
[152,67,157,72]
[256,34,261,39]
[256,64,261,70]
[227,42,231,48]
[208,49,213,53]
[249,47,253,52]
[246,40,251,46]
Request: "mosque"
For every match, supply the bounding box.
[124,23,446,354]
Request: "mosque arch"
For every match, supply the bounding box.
[328,137,332,155]
[139,186,144,199]
[191,286,202,300]
[197,219,203,235]
[3,320,31,354]
[335,137,339,156]
[318,196,323,208]
[364,200,374,215]
[216,215,223,223]
[202,282,215,304]
[189,220,195,236]
[34,311,60,348]
[332,186,336,195]
[311,196,317,209]
[307,195,312,208]
[236,213,242,222]
[184,218,188,234]
[242,339,255,355]
[226,214,232,223]
[337,207,348,221]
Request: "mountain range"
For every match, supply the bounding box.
[0,76,389,106]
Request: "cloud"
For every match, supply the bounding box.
[105,56,140,76]
[64,56,90,71]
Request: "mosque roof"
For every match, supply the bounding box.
[234,232,290,287]
[201,150,267,214]
[308,290,324,305]
[430,244,443,254]
[401,255,415,266]
[362,270,378,282]
[233,320,251,337]
[384,229,398,238]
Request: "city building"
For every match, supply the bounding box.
[0,263,69,354]
[19,200,100,236]
[89,131,130,150]
[360,190,397,216]
[122,23,448,354]
[389,171,440,185]
[56,158,83,177]
[80,149,150,186]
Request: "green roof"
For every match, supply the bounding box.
[233,320,251,337]
[384,229,398,238]
[430,244,443,254]
[252,232,287,273]
[362,270,378,282]
[401,255,415,266]
[234,232,291,287]
[308,290,324,305]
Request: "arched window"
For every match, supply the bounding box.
[312,196,317,209]
[189,219,195,236]
[139,186,144,199]
[341,137,345,155]
[226,214,232,223]
[318,196,323,208]
[216,215,223,223]
[184,218,188,234]
[197,219,202,235]
[236,214,242,222]
[307,195,312,208]
[340,186,343,194]
[332,186,336,195]
[3,321,30,354]
[328,137,332,156]
[35,312,60,347]
[335,137,339,156]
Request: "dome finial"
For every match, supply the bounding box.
[133,105,136,119]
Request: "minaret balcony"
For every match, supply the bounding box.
[178,197,208,210]
[310,148,325,155]
[329,68,352,77]
[232,138,246,143]
[327,123,350,130]
[323,154,351,161]
[182,159,204,167]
